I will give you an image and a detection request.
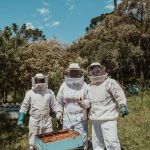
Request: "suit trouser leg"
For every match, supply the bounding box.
[28,128,38,150]
[101,120,121,150]
[92,120,105,150]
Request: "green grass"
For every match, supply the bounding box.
[0,91,150,150]
[0,117,28,150]
[118,91,150,150]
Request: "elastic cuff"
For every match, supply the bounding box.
[120,104,126,107]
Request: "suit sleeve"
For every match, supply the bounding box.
[56,84,65,113]
[19,91,31,114]
[107,79,127,106]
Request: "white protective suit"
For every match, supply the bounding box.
[56,80,90,148]
[89,77,127,150]
[19,74,59,150]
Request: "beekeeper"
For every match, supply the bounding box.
[56,63,90,149]
[88,62,128,150]
[17,73,60,150]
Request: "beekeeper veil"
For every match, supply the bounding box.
[64,63,84,90]
[88,62,108,85]
[32,73,48,92]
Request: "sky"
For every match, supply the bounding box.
[0,0,120,43]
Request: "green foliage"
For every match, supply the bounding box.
[18,40,67,94]
[0,0,150,103]
[66,0,150,85]
[0,24,46,102]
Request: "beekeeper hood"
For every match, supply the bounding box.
[32,73,48,92]
[64,63,84,90]
[88,62,108,85]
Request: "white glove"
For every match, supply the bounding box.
[56,112,63,122]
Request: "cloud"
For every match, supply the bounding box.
[38,26,43,29]
[65,0,75,11]
[66,0,73,3]
[69,5,75,11]
[37,8,49,15]
[106,0,113,4]
[45,24,50,27]
[26,22,34,29]
[43,2,49,6]
[32,14,36,17]
[51,21,60,27]
[44,18,49,22]
[105,4,114,10]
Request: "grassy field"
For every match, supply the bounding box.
[0,91,150,150]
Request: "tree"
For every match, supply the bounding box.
[67,0,150,85]
[18,40,67,95]
[0,23,46,102]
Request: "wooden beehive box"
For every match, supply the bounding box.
[0,104,20,119]
[34,129,83,150]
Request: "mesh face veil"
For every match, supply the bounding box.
[88,63,108,85]
[68,63,83,78]
[64,76,84,90]
[32,73,48,92]
[64,63,84,90]
[70,69,83,78]
[88,63,107,77]
[34,78,45,84]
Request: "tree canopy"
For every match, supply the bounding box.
[67,0,150,85]
[0,0,150,102]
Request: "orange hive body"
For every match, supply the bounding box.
[37,129,80,144]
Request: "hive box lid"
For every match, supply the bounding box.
[35,129,83,150]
